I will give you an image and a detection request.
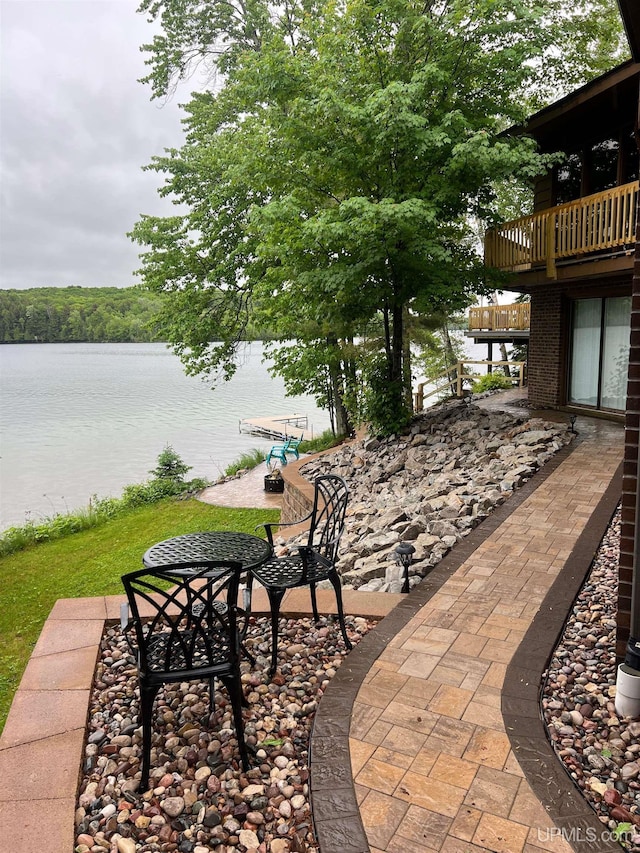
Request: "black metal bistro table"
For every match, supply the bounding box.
[142,530,272,572]
[142,531,273,662]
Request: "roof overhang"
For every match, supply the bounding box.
[512,62,640,151]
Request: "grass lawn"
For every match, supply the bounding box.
[0,497,279,732]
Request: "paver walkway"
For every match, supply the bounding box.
[310,403,625,853]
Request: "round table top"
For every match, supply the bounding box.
[142,530,272,571]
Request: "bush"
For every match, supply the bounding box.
[224,448,268,477]
[149,445,192,482]
[362,356,411,437]
[0,506,107,557]
[471,373,513,393]
[299,429,343,453]
[121,479,183,507]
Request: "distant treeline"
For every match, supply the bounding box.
[0,286,166,343]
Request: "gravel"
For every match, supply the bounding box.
[75,614,376,853]
[542,507,640,851]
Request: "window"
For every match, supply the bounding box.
[554,129,639,206]
[556,153,582,204]
[620,128,639,185]
[590,138,619,194]
[569,296,631,411]
[569,299,601,406]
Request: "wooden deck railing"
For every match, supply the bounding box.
[468,303,530,331]
[414,360,526,411]
[485,180,639,278]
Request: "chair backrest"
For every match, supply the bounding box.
[121,561,243,677]
[306,474,349,564]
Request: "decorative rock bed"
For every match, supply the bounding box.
[542,508,640,851]
[297,399,575,592]
[75,615,376,853]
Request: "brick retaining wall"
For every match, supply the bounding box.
[280,463,315,523]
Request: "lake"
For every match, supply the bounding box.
[0,342,332,531]
[0,338,495,532]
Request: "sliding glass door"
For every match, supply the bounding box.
[569,295,631,411]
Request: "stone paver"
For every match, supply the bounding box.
[326,409,624,853]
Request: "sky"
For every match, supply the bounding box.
[0,0,189,290]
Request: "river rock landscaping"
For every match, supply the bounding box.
[542,508,640,851]
[75,615,376,853]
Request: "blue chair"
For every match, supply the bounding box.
[265,434,303,468]
[265,438,292,468]
[284,435,303,460]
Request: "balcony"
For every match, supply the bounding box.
[484,180,639,279]
[468,302,530,332]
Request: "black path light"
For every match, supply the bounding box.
[394,541,416,593]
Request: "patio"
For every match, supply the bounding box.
[0,395,626,853]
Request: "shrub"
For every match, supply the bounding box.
[362,356,411,437]
[471,373,513,393]
[299,429,342,453]
[149,444,192,482]
[121,479,181,507]
[224,448,268,477]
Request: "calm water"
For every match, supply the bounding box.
[0,343,332,531]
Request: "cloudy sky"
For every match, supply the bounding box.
[0,0,189,290]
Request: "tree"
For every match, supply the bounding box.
[131,0,626,434]
[149,445,192,483]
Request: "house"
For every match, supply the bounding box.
[485,0,640,660]
[485,63,639,416]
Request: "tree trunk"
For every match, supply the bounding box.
[402,305,413,411]
[488,292,512,378]
[499,342,511,377]
[441,321,458,395]
[331,369,352,436]
[326,335,353,437]
[391,297,404,386]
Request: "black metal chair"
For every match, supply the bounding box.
[251,474,352,676]
[121,560,250,790]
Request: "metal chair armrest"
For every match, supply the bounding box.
[255,512,313,546]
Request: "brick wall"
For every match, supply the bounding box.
[527,287,564,408]
[281,469,314,524]
[618,207,640,659]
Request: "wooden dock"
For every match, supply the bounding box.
[239,413,308,441]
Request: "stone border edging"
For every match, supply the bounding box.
[502,461,624,853]
[309,433,586,853]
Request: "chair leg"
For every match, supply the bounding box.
[222,674,250,771]
[240,643,257,668]
[139,681,161,791]
[329,570,353,650]
[266,587,286,677]
[310,582,320,623]
[239,575,257,667]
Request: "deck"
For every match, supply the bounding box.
[239,413,308,441]
[484,180,639,279]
